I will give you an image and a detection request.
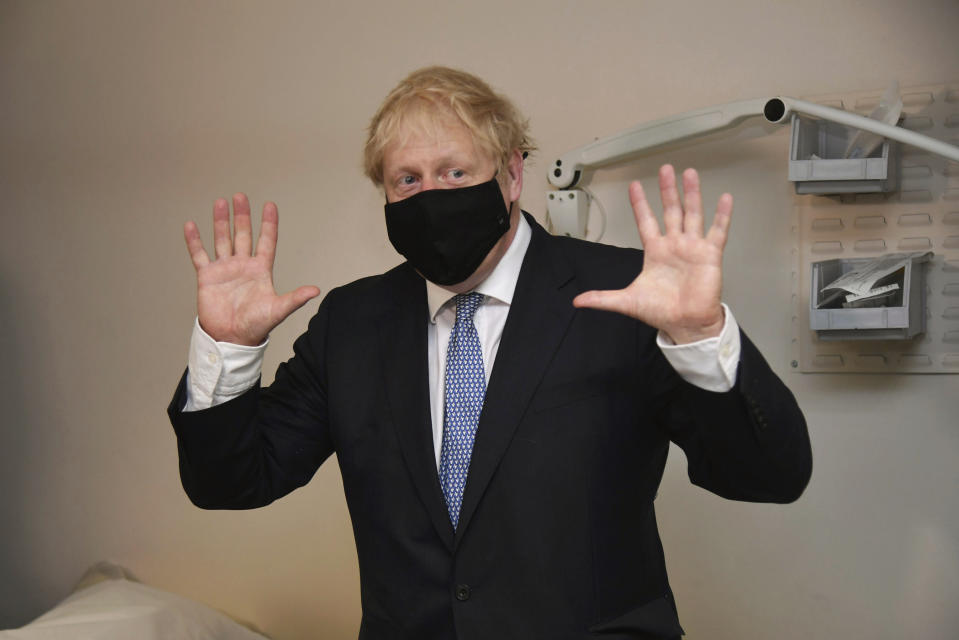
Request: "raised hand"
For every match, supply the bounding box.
[573,165,732,344]
[183,194,321,346]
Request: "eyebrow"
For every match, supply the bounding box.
[387,151,477,180]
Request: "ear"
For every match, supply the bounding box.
[505,148,524,203]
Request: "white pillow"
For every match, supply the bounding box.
[1,577,269,640]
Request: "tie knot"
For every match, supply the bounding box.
[454,292,484,323]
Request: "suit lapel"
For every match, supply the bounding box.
[378,266,455,551]
[455,216,577,544]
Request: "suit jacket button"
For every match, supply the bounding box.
[455,584,471,601]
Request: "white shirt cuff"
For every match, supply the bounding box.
[184,318,268,411]
[656,303,740,392]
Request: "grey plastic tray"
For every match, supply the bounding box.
[810,252,931,340]
[789,114,899,195]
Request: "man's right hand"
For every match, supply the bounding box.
[184,193,321,346]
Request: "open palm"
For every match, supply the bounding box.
[184,194,320,346]
[573,165,731,344]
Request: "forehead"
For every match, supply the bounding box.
[381,109,492,173]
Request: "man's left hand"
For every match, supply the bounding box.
[573,164,732,344]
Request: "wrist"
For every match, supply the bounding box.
[196,319,267,347]
[662,308,725,345]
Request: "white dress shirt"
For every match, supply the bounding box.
[184,215,742,469]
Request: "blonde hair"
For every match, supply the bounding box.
[363,66,535,186]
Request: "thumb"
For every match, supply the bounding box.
[275,285,322,321]
[572,289,636,317]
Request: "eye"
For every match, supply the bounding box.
[401,175,417,185]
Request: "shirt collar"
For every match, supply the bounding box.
[426,213,532,323]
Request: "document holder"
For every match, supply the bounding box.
[788,114,899,195]
[810,252,932,341]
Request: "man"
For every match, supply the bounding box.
[170,66,811,639]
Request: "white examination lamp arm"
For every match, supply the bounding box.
[548,96,959,189]
[548,99,769,188]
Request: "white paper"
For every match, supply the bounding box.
[821,251,926,298]
[844,80,903,159]
[817,251,931,309]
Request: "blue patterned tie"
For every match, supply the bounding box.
[439,292,486,530]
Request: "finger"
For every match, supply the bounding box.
[233,192,253,256]
[658,164,683,235]
[212,197,233,259]
[255,200,279,267]
[705,192,734,249]
[274,285,322,322]
[628,180,662,244]
[682,168,704,237]
[572,289,635,317]
[183,221,210,270]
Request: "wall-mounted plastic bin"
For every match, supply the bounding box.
[788,114,899,195]
[810,252,932,341]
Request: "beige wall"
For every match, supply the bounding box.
[2,1,958,638]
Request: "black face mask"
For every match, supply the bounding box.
[384,176,511,286]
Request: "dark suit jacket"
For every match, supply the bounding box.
[169,214,811,640]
